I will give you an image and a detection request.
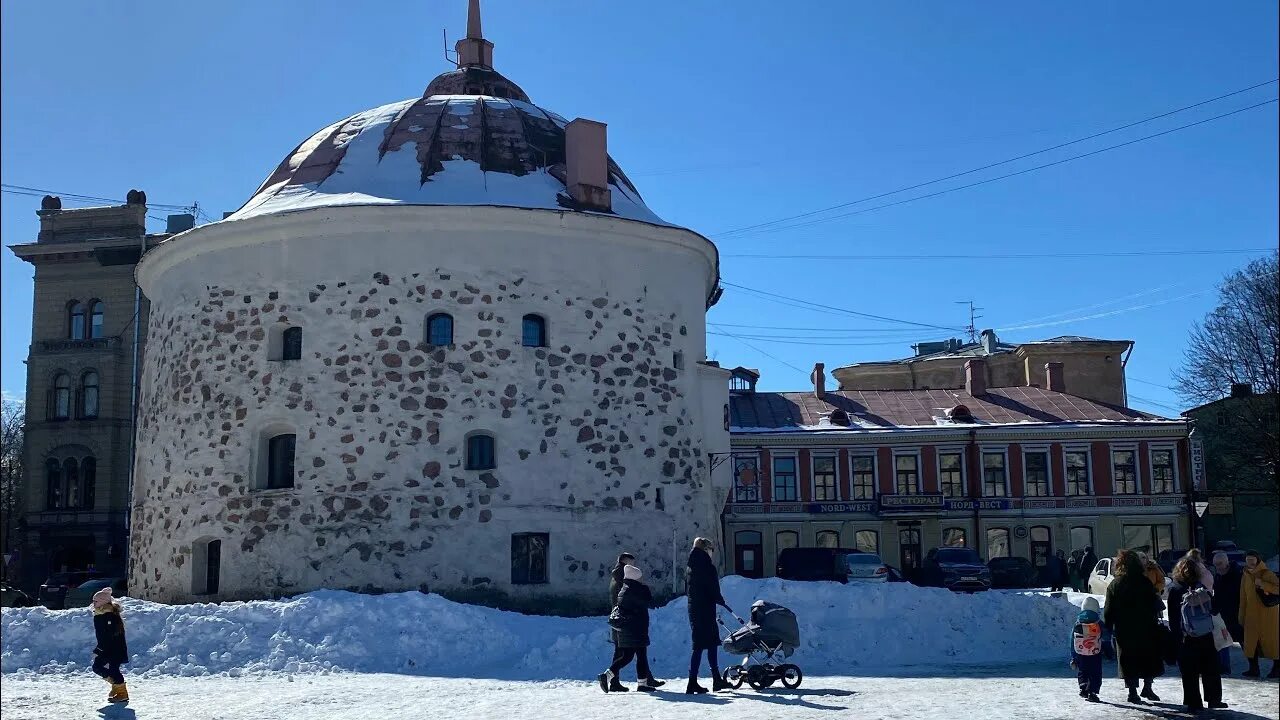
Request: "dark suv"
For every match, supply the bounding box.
[776,548,860,583]
[39,571,105,609]
[921,547,991,592]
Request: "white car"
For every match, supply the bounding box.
[845,552,890,583]
[1087,558,1114,595]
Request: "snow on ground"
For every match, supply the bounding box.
[2,670,1278,720]
[2,578,1092,679]
[3,579,1277,718]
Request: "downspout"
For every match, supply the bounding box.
[1120,341,1135,407]
[125,230,144,573]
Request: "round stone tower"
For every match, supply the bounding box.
[129,2,730,610]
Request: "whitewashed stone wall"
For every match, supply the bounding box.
[130,206,729,612]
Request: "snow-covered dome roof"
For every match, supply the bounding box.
[226,5,666,226]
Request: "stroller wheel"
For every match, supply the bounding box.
[780,664,803,689]
[722,666,745,689]
[745,666,769,690]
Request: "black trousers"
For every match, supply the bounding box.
[1178,637,1222,707]
[690,646,721,680]
[1075,654,1102,694]
[92,655,125,684]
[609,647,652,680]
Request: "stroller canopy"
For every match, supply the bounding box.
[723,600,801,656]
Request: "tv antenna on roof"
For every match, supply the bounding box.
[443,29,459,67]
[956,300,983,343]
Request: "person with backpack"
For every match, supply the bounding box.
[1070,596,1105,702]
[1168,557,1227,711]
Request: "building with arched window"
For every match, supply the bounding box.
[125,3,730,610]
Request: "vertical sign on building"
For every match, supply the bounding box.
[1190,436,1206,491]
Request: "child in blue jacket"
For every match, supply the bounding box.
[1071,596,1104,702]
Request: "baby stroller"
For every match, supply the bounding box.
[718,600,803,690]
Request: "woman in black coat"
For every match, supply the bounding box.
[1103,549,1165,705]
[598,564,663,692]
[686,537,732,694]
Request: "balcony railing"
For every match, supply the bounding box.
[26,510,127,527]
[36,337,122,354]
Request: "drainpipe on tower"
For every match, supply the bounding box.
[125,207,145,575]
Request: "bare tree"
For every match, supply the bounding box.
[1176,252,1279,501]
[1,397,25,567]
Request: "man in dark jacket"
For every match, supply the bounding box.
[598,565,663,692]
[609,553,635,610]
[686,537,732,694]
[1080,547,1099,590]
[1211,551,1244,676]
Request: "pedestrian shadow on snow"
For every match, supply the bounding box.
[96,705,136,720]
[1092,698,1275,720]
[650,692,731,706]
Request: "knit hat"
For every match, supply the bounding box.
[1082,596,1100,613]
[91,586,114,608]
[623,564,643,581]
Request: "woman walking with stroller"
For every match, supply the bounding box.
[598,564,664,693]
[686,537,733,694]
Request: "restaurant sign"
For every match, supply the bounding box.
[944,498,1014,511]
[879,494,945,512]
[807,502,878,514]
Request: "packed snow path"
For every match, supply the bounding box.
[2,668,1278,720]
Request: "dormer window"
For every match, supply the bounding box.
[728,367,759,393]
[945,404,974,423]
[828,409,851,427]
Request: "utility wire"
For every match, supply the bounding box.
[724,248,1274,261]
[2,183,197,211]
[1128,393,1183,413]
[721,280,964,332]
[708,323,810,375]
[714,92,1279,238]
[708,321,926,333]
[708,332,936,348]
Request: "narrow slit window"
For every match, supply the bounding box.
[266,433,296,489]
[282,327,303,361]
[427,313,454,346]
[521,314,546,348]
[466,433,496,470]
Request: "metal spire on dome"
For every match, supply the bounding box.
[454,0,494,69]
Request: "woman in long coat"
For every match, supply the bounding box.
[685,537,732,694]
[1239,550,1280,679]
[1104,549,1165,704]
[602,552,635,692]
[598,564,663,692]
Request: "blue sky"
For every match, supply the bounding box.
[2,1,1276,415]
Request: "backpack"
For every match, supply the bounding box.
[1180,585,1215,638]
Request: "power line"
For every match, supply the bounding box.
[714,92,1279,239]
[708,323,809,375]
[1,183,197,211]
[720,280,964,332]
[995,288,1217,331]
[723,248,1274,261]
[1128,393,1183,413]
[708,331,933,347]
[1130,377,1177,392]
[707,321,926,334]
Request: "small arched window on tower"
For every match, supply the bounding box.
[521,314,547,348]
[466,433,496,470]
[68,301,86,340]
[51,373,72,421]
[257,432,296,490]
[427,313,454,346]
[192,538,221,595]
[89,301,105,339]
[282,327,303,361]
[80,371,99,419]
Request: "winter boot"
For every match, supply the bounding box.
[1078,689,1088,698]
[1243,657,1261,678]
[712,676,733,692]
[685,678,708,694]
[639,677,665,688]
[1139,683,1159,702]
[1208,701,1229,709]
[608,678,629,692]
[1086,693,1100,703]
[1268,663,1280,680]
[107,683,129,704]
[636,678,661,692]
[1126,688,1144,705]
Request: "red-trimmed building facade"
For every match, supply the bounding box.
[723,361,1193,579]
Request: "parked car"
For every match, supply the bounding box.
[988,556,1040,589]
[64,578,126,609]
[844,552,891,583]
[39,571,106,609]
[1087,557,1114,595]
[1156,549,1188,575]
[776,548,860,583]
[920,547,991,592]
[883,565,907,583]
[1,585,34,607]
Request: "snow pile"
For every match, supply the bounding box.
[2,578,1088,679]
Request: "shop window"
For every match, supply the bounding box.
[192,538,222,595]
[1112,449,1137,494]
[939,453,964,497]
[1150,449,1176,493]
[942,527,967,548]
[982,452,1007,497]
[1024,451,1049,497]
[466,433,496,470]
[1030,526,1052,570]
[776,531,799,552]
[1070,526,1093,552]
[1122,524,1173,556]
[521,314,547,348]
[772,457,798,501]
[812,456,837,501]
[816,530,840,548]
[895,455,919,495]
[851,455,876,499]
[854,530,879,554]
[986,528,1011,559]
[1065,451,1090,496]
[426,313,454,346]
[733,456,759,502]
[511,532,549,584]
[80,371,100,419]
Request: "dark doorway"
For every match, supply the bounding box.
[899,526,922,577]
[1030,526,1052,583]
[49,539,95,574]
[734,531,764,578]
